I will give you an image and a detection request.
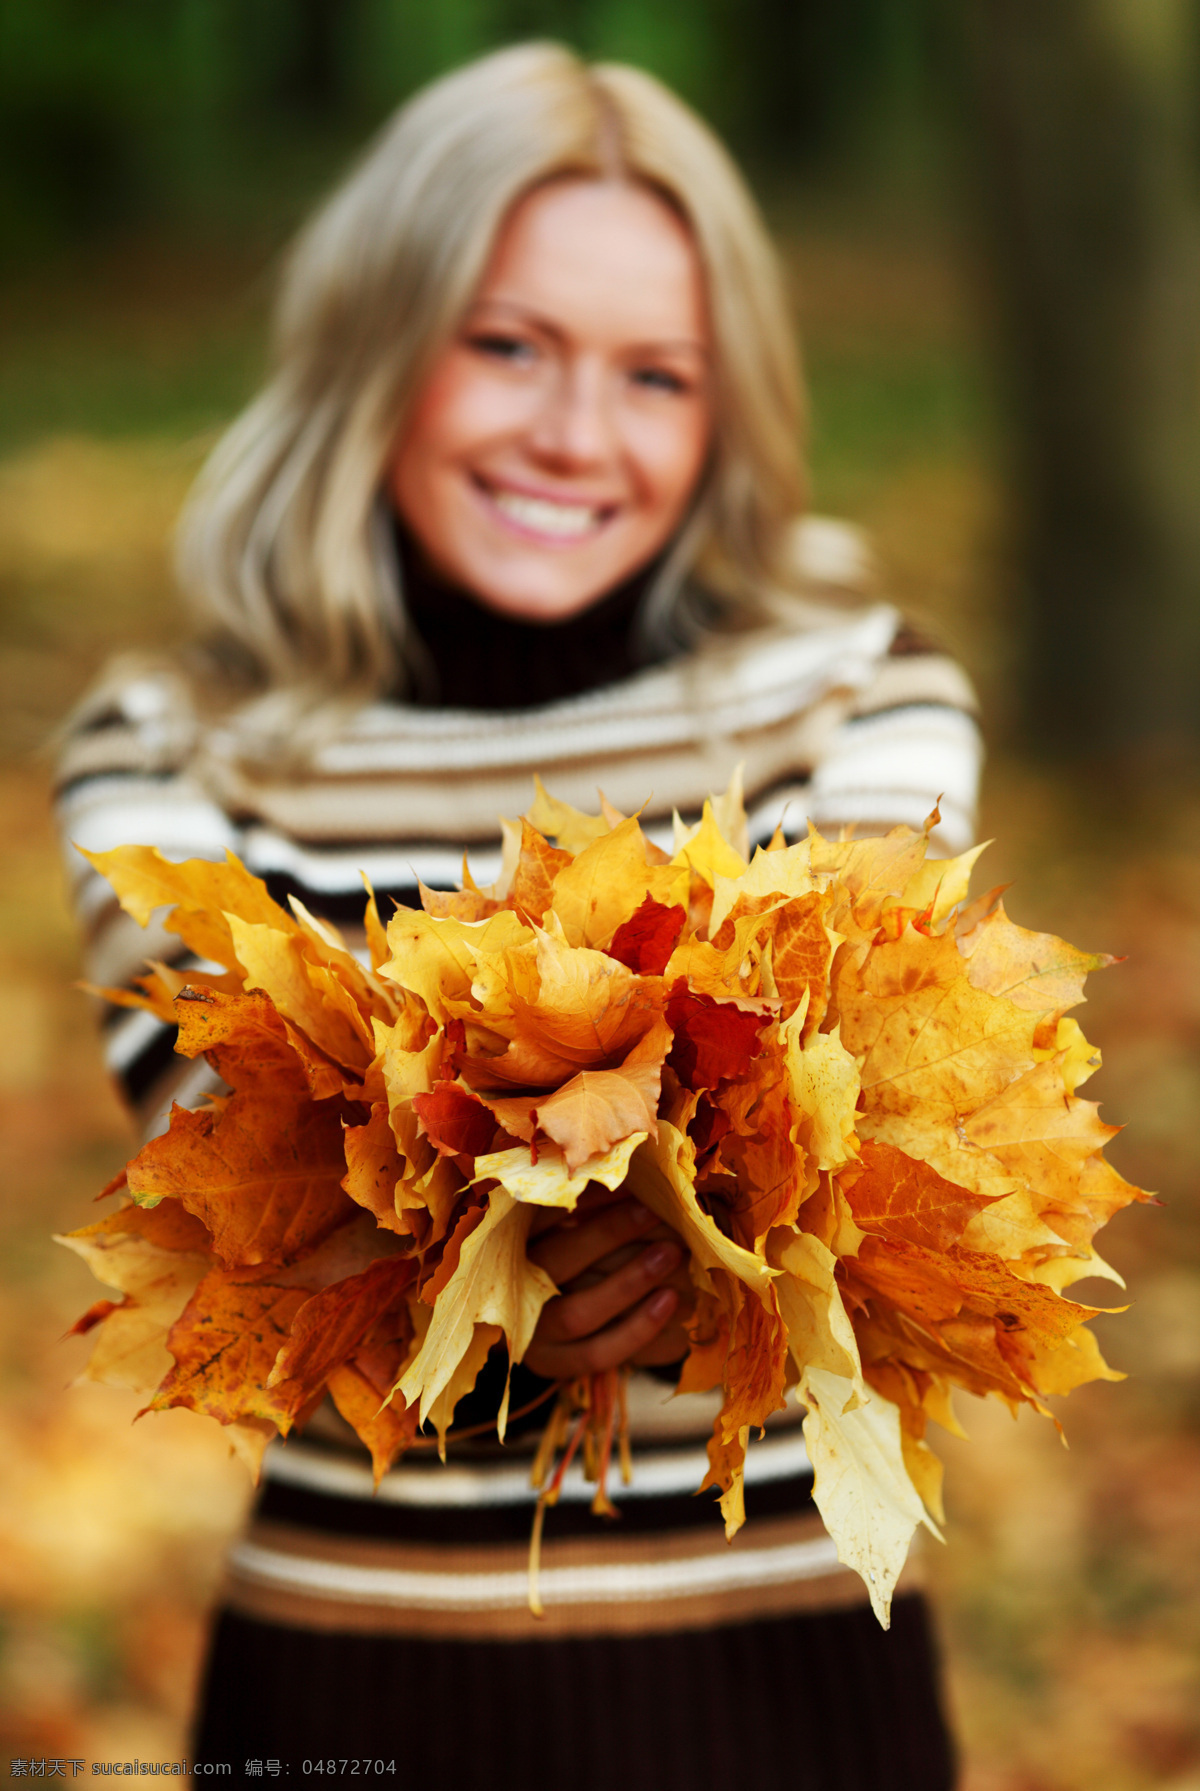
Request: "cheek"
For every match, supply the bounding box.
[625,405,711,516]
[395,358,530,484]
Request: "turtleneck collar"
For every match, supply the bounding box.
[395,521,675,711]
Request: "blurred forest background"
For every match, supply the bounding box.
[2,2,1200,1785]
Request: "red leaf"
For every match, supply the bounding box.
[666,982,766,1090]
[413,1083,498,1158]
[608,897,687,975]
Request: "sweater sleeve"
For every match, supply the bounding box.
[802,625,982,854]
[55,670,235,1133]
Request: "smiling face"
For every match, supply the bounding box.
[388,177,713,623]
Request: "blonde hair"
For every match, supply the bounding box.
[177,42,809,730]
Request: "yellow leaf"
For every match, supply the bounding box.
[396,1191,557,1436]
[670,800,748,887]
[424,1322,505,1450]
[800,1365,935,1627]
[474,1133,647,1207]
[525,776,613,854]
[958,901,1113,1014]
[708,764,749,863]
[709,839,817,938]
[782,1012,861,1175]
[227,917,376,1072]
[76,844,294,974]
[550,817,688,949]
[57,1206,211,1397]
[625,1123,776,1298]
[888,841,989,928]
[380,909,531,1024]
[772,1230,863,1383]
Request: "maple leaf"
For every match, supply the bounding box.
[150,1269,313,1429]
[714,890,836,1028]
[397,1190,557,1445]
[413,1083,501,1158]
[843,1141,994,1253]
[127,1018,357,1267]
[464,930,666,1089]
[505,820,574,924]
[625,1124,776,1302]
[782,1014,861,1177]
[327,1350,421,1481]
[665,982,767,1090]
[225,916,377,1081]
[800,1365,934,1627]
[524,776,613,854]
[78,844,294,975]
[474,1132,647,1208]
[607,896,687,975]
[549,817,688,949]
[57,1202,213,1396]
[707,1040,808,1248]
[672,799,748,887]
[958,901,1113,1014]
[512,1017,670,1170]
[267,1256,417,1423]
[342,1101,429,1238]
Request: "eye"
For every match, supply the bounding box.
[629,365,690,395]
[467,331,536,366]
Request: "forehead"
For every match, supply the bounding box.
[475,178,709,347]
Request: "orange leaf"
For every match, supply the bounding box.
[128,1066,356,1268]
[527,1018,670,1170]
[506,821,573,924]
[843,1141,993,1253]
[151,1270,312,1428]
[267,1256,417,1420]
[342,1102,425,1239]
[327,1354,421,1481]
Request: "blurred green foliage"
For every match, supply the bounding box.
[0,0,943,256]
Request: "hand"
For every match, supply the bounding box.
[523,1185,689,1380]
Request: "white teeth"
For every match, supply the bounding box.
[490,489,602,539]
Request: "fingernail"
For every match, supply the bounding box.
[630,1203,656,1228]
[648,1288,677,1320]
[643,1241,680,1276]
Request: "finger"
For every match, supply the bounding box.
[526,1286,680,1381]
[536,1239,683,1345]
[529,1197,659,1286]
[630,1316,691,1367]
[526,1180,631,1239]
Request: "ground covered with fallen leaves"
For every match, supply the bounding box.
[1,222,1198,1786]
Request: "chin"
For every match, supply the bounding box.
[458,548,631,624]
[469,580,612,625]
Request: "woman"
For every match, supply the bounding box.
[58,42,979,1787]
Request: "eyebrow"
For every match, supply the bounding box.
[463,297,709,359]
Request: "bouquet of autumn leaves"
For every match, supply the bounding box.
[60,779,1146,1624]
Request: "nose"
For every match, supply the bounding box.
[526,357,617,471]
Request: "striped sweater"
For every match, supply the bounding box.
[56,517,980,1138]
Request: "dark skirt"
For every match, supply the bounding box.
[194,1583,957,1789]
[193,1412,957,1788]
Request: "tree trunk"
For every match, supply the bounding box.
[958,0,1200,761]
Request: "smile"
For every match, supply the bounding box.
[475,479,614,544]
